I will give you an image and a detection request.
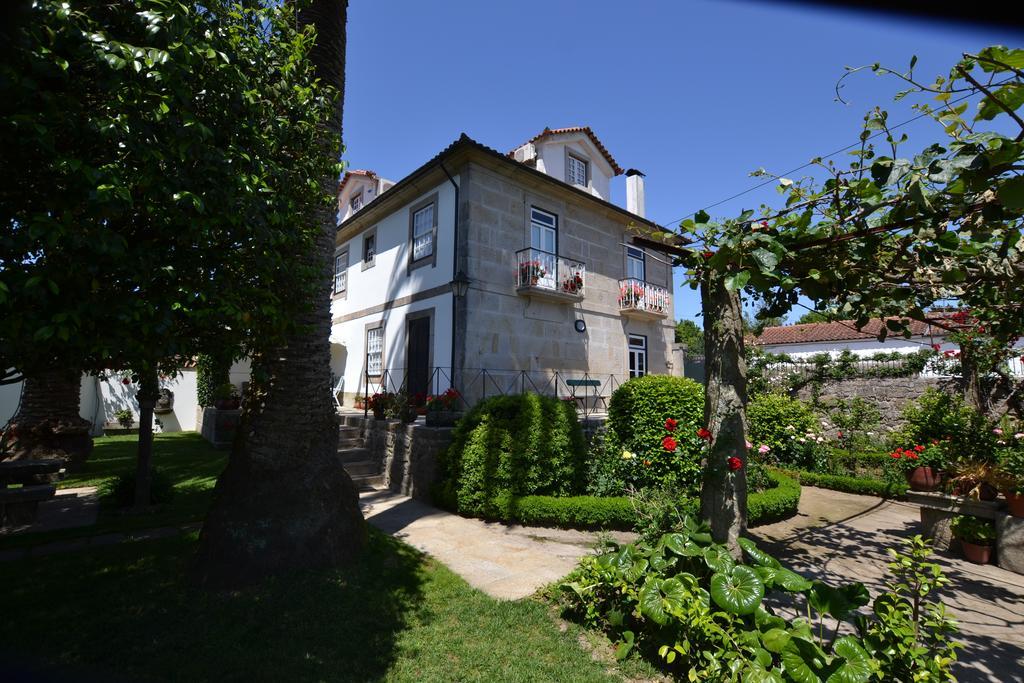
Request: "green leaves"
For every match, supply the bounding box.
[998,176,1024,211]
[639,577,688,625]
[710,565,765,615]
[825,637,873,683]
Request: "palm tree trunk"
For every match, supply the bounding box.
[192,0,364,588]
[133,368,159,510]
[6,368,92,468]
[699,275,748,556]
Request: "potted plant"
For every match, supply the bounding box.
[425,388,462,427]
[213,382,240,410]
[367,392,392,420]
[561,271,584,294]
[995,428,1024,516]
[390,393,417,423]
[114,408,134,430]
[950,514,996,564]
[518,260,546,286]
[889,441,945,491]
[947,460,1000,501]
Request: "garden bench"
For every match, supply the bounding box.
[565,378,607,412]
[0,459,63,527]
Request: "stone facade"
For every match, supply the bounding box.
[456,161,676,403]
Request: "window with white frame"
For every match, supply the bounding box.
[626,246,646,281]
[411,203,435,262]
[334,249,348,295]
[350,191,363,212]
[363,231,376,266]
[567,155,588,187]
[628,334,647,378]
[366,326,383,376]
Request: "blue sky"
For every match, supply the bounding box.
[344,0,1022,325]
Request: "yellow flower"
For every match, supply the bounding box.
[621,450,635,460]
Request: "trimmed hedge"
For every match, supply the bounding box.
[781,469,908,498]
[474,471,801,531]
[435,394,588,518]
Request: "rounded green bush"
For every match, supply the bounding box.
[436,394,587,518]
[747,394,821,468]
[107,468,175,508]
[593,376,705,496]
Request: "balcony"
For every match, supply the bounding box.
[515,248,586,303]
[618,278,670,319]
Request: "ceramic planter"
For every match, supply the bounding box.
[960,540,993,564]
[907,466,941,492]
[1006,492,1024,517]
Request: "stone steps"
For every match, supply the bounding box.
[337,416,383,489]
[350,473,384,490]
[343,459,379,476]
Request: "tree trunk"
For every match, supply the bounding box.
[5,368,92,468]
[133,369,159,510]
[958,341,987,414]
[699,275,748,556]
[192,0,364,589]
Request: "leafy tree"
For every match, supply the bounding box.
[675,319,705,354]
[670,47,1024,552]
[1,2,334,505]
[193,0,366,588]
[795,310,837,324]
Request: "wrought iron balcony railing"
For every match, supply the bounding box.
[515,248,586,300]
[618,278,669,318]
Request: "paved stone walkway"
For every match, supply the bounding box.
[360,488,632,599]
[0,486,99,537]
[749,488,1024,683]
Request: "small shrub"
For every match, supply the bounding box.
[785,469,908,498]
[950,515,995,545]
[196,353,231,408]
[595,376,705,495]
[824,397,881,453]
[107,468,175,508]
[748,394,826,469]
[113,408,134,430]
[436,393,587,518]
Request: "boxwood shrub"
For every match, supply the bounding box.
[782,469,908,498]
[435,393,588,518]
[478,471,801,531]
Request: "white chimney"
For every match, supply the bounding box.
[626,169,645,217]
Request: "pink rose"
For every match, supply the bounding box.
[758,444,770,455]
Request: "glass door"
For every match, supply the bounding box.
[628,334,647,378]
[530,208,557,289]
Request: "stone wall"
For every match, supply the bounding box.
[364,420,454,502]
[795,377,945,429]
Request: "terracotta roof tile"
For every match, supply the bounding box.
[337,169,378,196]
[751,318,954,346]
[509,126,624,175]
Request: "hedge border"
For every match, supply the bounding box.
[779,468,908,498]
[482,471,801,531]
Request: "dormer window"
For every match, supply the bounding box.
[567,154,588,188]
[350,191,363,212]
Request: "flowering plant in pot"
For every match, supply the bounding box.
[518,260,546,285]
[950,514,996,564]
[995,428,1024,516]
[425,388,462,426]
[212,382,240,410]
[366,392,393,419]
[888,441,945,491]
[561,271,584,294]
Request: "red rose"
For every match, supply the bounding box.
[838,431,844,438]
[908,453,919,460]
[697,427,712,441]
[931,344,941,351]
[122,378,131,385]
[664,418,678,432]
[914,444,925,452]
[702,251,714,260]
[662,436,678,452]
[727,457,742,471]
[890,451,901,459]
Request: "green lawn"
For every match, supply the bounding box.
[0,433,227,549]
[0,529,627,683]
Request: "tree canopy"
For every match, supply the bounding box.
[0,0,338,383]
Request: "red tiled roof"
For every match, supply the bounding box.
[509,126,624,175]
[337,169,378,196]
[751,318,951,346]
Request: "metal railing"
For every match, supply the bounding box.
[515,248,586,296]
[359,366,621,419]
[618,278,669,316]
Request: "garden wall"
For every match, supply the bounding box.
[363,419,455,501]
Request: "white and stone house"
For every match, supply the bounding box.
[750,319,955,359]
[330,127,685,407]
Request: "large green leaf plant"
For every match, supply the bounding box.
[560,523,958,682]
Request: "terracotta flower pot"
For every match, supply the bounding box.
[1006,492,1024,518]
[978,482,999,501]
[960,540,993,565]
[907,466,941,492]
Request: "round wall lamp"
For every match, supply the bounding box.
[574,319,587,333]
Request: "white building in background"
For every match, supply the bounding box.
[750,319,954,358]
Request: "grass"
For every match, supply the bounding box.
[0,433,226,549]
[0,529,627,683]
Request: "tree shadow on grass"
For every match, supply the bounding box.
[747,512,1024,683]
[0,529,425,682]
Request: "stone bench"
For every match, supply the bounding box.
[908,490,1023,575]
[0,459,63,527]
